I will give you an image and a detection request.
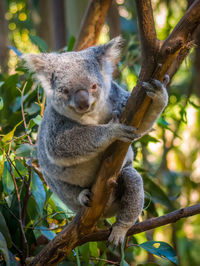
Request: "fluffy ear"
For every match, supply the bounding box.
[94,36,124,72]
[21,54,53,96]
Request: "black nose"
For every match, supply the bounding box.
[74,90,90,111]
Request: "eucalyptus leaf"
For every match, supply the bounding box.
[0,232,10,266]
[0,97,3,110]
[139,241,178,265]
[38,226,56,240]
[0,211,12,248]
[31,172,46,214]
[16,143,34,157]
[2,162,14,195]
[29,35,48,52]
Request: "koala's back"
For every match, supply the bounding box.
[37,81,131,188]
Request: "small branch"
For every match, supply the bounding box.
[135,0,160,79]
[74,0,113,51]
[21,82,33,145]
[21,167,31,228]
[77,204,200,245]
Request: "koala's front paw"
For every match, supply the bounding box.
[113,123,141,143]
[108,224,129,246]
[142,75,169,106]
[78,189,93,207]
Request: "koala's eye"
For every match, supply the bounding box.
[91,83,97,91]
[60,86,69,95]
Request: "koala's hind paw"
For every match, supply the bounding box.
[78,189,93,207]
[108,225,129,247]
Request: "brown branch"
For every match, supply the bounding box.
[30,1,200,265]
[77,204,200,245]
[74,0,113,51]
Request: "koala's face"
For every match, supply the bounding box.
[22,36,123,121]
[49,54,106,118]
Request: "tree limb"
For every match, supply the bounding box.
[30,1,200,265]
[74,0,113,51]
[77,204,200,244]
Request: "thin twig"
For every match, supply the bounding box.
[20,82,33,145]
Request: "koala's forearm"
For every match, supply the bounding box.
[46,125,115,166]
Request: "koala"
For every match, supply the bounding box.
[22,36,168,246]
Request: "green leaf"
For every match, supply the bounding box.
[75,247,81,266]
[0,211,12,248]
[67,36,76,51]
[139,241,178,265]
[0,97,3,110]
[2,162,14,195]
[28,115,42,130]
[2,120,23,144]
[33,115,42,125]
[38,226,56,240]
[0,149,5,178]
[120,240,129,266]
[157,117,170,128]
[143,175,173,209]
[0,232,10,266]
[29,35,48,52]
[31,172,46,214]
[16,144,34,157]
[140,135,160,145]
[89,242,99,257]
[51,194,72,215]
[79,243,89,263]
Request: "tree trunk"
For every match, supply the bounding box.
[107,1,120,38]
[51,0,67,50]
[38,0,54,50]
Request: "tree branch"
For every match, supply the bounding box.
[74,0,113,51]
[30,1,200,265]
[77,204,200,244]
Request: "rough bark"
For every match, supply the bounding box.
[74,0,113,50]
[30,0,200,265]
[107,1,120,38]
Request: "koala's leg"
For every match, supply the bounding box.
[108,166,144,246]
[44,174,92,213]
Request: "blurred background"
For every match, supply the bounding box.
[0,0,200,265]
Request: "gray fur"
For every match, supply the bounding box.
[22,36,168,245]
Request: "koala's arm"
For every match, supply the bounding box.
[45,122,137,167]
[136,80,168,135]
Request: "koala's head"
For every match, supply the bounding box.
[22,36,123,120]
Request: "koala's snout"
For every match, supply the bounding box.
[74,89,90,112]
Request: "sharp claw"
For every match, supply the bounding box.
[163,74,170,85]
[151,79,163,89]
[142,81,153,90]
